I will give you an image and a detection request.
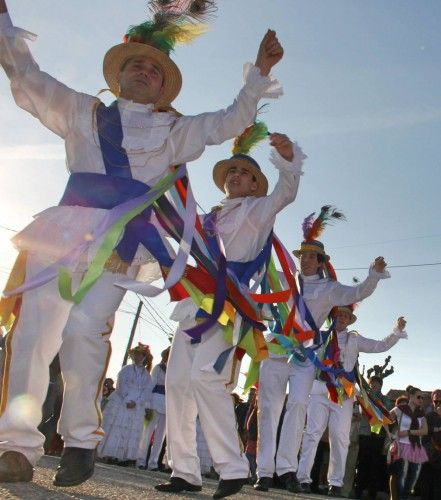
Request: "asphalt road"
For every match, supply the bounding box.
[0,455,338,499]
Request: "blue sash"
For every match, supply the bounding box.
[58,101,174,267]
[152,384,165,395]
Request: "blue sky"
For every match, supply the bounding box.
[0,1,440,394]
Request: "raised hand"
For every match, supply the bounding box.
[255,29,284,76]
[373,256,387,273]
[396,316,406,332]
[270,133,294,161]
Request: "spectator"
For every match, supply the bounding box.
[101,378,115,411]
[97,344,153,465]
[389,385,428,499]
[137,347,170,470]
[419,389,441,500]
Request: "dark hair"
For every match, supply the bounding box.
[396,395,408,406]
[406,385,422,396]
[369,375,383,387]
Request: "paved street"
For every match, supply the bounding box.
[0,455,336,499]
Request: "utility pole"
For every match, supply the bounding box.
[122,300,143,367]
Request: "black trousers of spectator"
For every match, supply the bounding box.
[355,433,389,498]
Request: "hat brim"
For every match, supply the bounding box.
[212,157,268,198]
[292,248,330,261]
[103,43,182,107]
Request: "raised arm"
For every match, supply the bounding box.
[247,133,306,225]
[329,256,390,306]
[0,2,94,138]
[357,316,408,353]
[167,30,285,165]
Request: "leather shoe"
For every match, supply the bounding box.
[254,476,272,491]
[0,451,33,482]
[213,478,247,499]
[328,485,342,497]
[155,476,202,492]
[301,482,312,493]
[279,471,302,493]
[53,447,95,487]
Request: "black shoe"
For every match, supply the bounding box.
[53,447,95,487]
[0,451,34,482]
[254,476,272,491]
[155,476,202,493]
[279,471,302,493]
[328,485,343,497]
[213,478,248,499]
[301,482,312,493]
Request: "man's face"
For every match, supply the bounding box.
[224,165,258,199]
[118,56,164,104]
[299,251,322,276]
[335,309,352,332]
[369,379,382,394]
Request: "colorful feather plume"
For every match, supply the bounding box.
[148,0,217,23]
[302,205,345,241]
[125,17,207,52]
[232,121,269,156]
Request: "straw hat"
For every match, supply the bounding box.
[103,40,182,108]
[292,240,330,261]
[212,153,268,198]
[335,306,357,325]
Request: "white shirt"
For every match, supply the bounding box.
[171,148,305,323]
[0,12,281,266]
[311,325,407,395]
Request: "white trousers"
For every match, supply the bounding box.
[256,357,315,477]
[166,323,249,486]
[0,254,131,464]
[297,393,353,487]
[136,411,166,469]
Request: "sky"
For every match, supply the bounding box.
[0,0,440,395]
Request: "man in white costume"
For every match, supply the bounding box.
[156,132,306,499]
[136,346,169,470]
[255,237,391,493]
[97,343,153,464]
[0,0,284,486]
[297,309,408,497]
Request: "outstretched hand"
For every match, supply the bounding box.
[255,29,284,76]
[396,316,406,332]
[270,133,294,161]
[373,256,387,273]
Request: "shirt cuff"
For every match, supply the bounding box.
[368,265,391,280]
[270,148,305,177]
[392,327,408,339]
[0,12,37,40]
[243,62,283,99]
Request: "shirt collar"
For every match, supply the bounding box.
[117,97,155,112]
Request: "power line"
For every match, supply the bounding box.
[336,262,441,271]
[0,225,18,233]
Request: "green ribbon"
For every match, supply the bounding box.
[58,170,179,304]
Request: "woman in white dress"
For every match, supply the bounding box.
[98,344,153,464]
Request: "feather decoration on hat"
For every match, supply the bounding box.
[232,121,269,155]
[302,205,345,241]
[149,0,217,23]
[125,18,207,52]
